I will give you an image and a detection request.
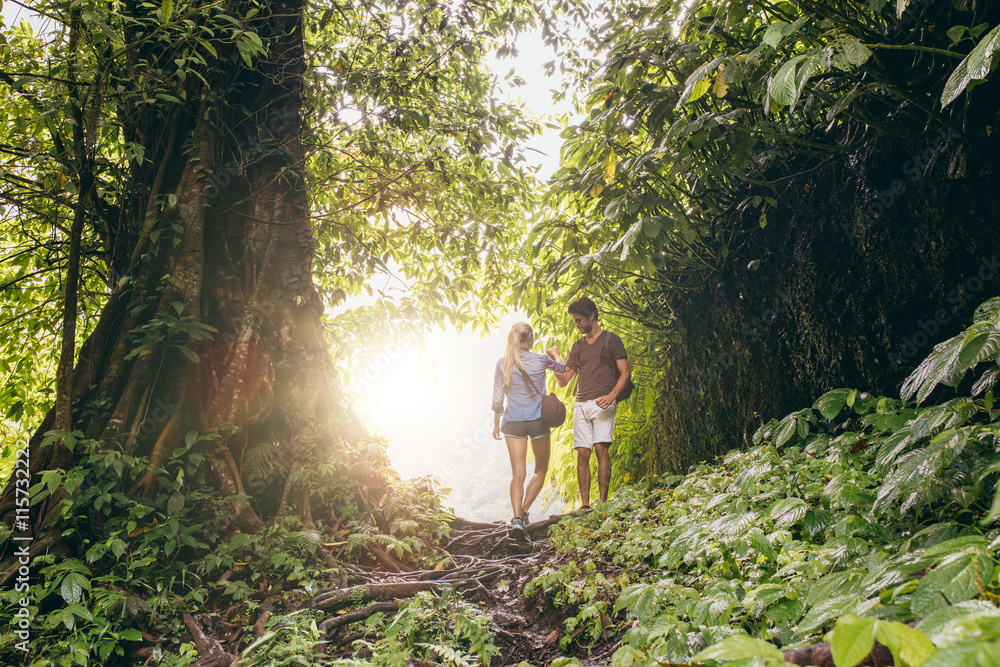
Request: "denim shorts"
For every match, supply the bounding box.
[502,418,550,440]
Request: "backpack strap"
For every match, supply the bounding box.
[517,363,543,398]
[602,333,618,374]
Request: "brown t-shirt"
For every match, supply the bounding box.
[566,331,627,401]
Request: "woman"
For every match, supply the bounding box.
[491,322,566,540]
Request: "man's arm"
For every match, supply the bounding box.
[595,357,630,409]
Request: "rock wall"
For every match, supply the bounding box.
[646,99,1000,475]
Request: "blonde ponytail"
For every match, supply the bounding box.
[501,322,534,387]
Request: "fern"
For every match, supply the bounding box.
[418,643,475,667]
[243,442,279,484]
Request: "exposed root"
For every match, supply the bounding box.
[367,542,412,573]
[783,636,894,666]
[183,613,237,667]
[318,599,405,635]
[252,595,280,638]
[309,580,466,612]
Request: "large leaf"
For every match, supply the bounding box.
[874,620,937,667]
[911,552,994,616]
[901,324,1000,404]
[814,388,852,421]
[761,17,809,48]
[769,497,808,527]
[678,57,724,106]
[768,54,808,108]
[941,24,1000,107]
[831,615,877,667]
[692,633,787,663]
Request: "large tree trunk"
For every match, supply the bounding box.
[0,0,355,573]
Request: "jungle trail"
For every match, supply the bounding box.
[4,0,1000,664]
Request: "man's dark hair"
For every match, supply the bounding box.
[568,297,599,321]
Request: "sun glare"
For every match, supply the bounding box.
[362,350,438,426]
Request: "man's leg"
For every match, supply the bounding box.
[572,401,595,508]
[591,401,617,504]
[576,447,592,508]
[594,443,611,503]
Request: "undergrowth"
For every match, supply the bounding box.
[529,298,1000,666]
[0,434,453,666]
[7,298,1000,667]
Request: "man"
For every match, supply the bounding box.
[547,297,630,509]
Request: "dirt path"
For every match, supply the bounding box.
[319,513,616,665]
[181,513,620,666]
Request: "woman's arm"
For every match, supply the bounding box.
[546,346,576,387]
[491,362,504,439]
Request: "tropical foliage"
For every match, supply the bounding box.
[526,301,1000,666]
[4,0,1000,663]
[0,0,543,438]
[523,0,999,332]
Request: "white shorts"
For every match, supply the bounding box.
[573,399,617,450]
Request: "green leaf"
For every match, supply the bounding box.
[814,388,852,420]
[762,18,808,48]
[159,0,173,24]
[687,78,711,104]
[167,492,185,515]
[641,217,662,238]
[678,57,723,106]
[769,54,808,108]
[941,25,1000,107]
[119,628,142,641]
[769,497,808,527]
[911,554,987,616]
[874,620,936,667]
[60,572,90,605]
[831,615,877,667]
[924,639,1000,667]
[842,39,873,67]
[692,633,787,662]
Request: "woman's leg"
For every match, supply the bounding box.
[521,435,551,515]
[504,437,528,518]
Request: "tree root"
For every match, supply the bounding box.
[783,637,894,666]
[318,599,405,635]
[367,542,412,573]
[309,580,471,612]
[252,595,281,638]
[183,613,237,667]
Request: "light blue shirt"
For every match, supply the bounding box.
[492,351,566,424]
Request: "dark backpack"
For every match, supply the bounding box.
[601,333,633,401]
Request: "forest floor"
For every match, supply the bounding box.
[185,512,620,667]
[334,513,620,666]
